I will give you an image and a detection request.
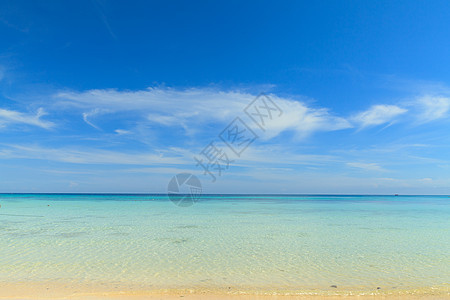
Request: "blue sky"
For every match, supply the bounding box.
[1,0,450,194]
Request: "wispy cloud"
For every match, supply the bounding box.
[260,96,352,139]
[91,0,117,39]
[237,145,340,167]
[114,129,131,135]
[352,104,407,128]
[0,144,189,165]
[346,162,387,172]
[0,107,54,129]
[0,141,341,171]
[414,95,450,123]
[55,87,352,139]
[82,108,108,130]
[147,113,179,126]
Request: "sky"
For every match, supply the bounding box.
[0,0,450,194]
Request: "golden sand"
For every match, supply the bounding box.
[0,282,448,300]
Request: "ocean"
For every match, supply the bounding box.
[0,194,449,296]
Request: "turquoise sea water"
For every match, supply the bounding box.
[0,194,449,294]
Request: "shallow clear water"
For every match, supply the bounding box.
[0,194,449,293]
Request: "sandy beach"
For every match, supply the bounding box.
[0,282,448,300]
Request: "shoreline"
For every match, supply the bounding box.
[0,282,448,300]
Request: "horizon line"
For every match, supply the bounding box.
[0,193,448,196]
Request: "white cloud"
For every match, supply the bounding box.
[69,181,79,188]
[0,142,339,170]
[0,144,189,165]
[82,108,107,130]
[347,162,386,172]
[419,177,433,182]
[0,107,54,129]
[237,145,339,167]
[415,95,450,122]
[114,129,131,135]
[55,87,352,139]
[253,95,352,139]
[352,104,407,128]
[147,113,179,126]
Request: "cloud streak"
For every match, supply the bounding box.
[55,87,352,139]
[347,162,387,172]
[0,107,54,129]
[415,95,450,123]
[0,144,189,165]
[352,104,407,128]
